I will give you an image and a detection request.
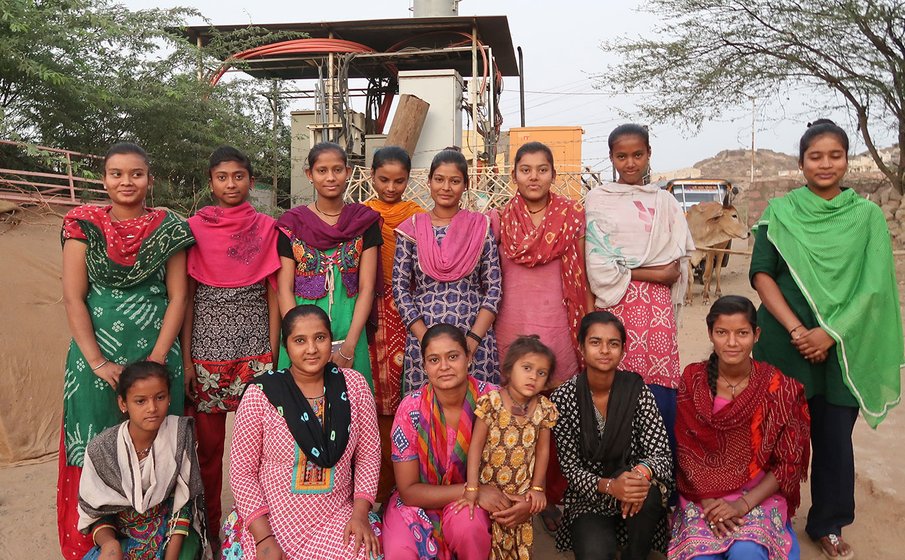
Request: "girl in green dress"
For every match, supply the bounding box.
[750,119,903,560]
[275,142,381,388]
[58,142,194,559]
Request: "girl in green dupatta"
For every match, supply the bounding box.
[58,143,194,560]
[750,119,903,560]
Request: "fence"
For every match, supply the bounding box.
[343,165,598,209]
[0,140,107,206]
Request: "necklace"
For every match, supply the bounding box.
[302,385,326,400]
[719,362,753,398]
[135,444,152,458]
[526,197,550,215]
[314,200,343,217]
[110,208,148,223]
[429,209,454,224]
[506,386,531,417]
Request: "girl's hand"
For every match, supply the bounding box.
[476,484,512,513]
[657,260,682,285]
[98,539,124,559]
[454,486,480,518]
[255,536,287,560]
[94,361,124,390]
[331,342,355,369]
[792,327,834,362]
[183,359,197,400]
[147,352,168,365]
[491,492,533,528]
[610,470,650,503]
[343,512,381,559]
[702,498,743,536]
[466,336,479,364]
[525,489,546,514]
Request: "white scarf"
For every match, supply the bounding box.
[585,181,696,308]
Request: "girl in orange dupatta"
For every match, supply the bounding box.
[490,141,593,532]
[363,146,426,503]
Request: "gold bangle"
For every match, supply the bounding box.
[465,485,480,492]
[530,486,545,492]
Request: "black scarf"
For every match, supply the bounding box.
[256,363,352,469]
[576,369,643,477]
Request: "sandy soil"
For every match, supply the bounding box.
[1,231,903,559]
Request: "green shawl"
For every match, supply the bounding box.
[753,187,903,427]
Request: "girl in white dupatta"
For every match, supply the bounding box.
[78,361,209,560]
[584,124,695,459]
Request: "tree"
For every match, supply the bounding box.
[603,0,905,193]
[0,0,303,212]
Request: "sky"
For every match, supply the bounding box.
[124,0,873,174]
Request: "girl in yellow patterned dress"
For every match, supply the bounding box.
[461,335,559,559]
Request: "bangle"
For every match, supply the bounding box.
[464,485,480,492]
[603,478,613,495]
[789,325,805,336]
[466,330,483,345]
[92,523,116,545]
[255,534,274,546]
[633,464,652,481]
[739,495,752,513]
[530,485,545,492]
[337,347,353,361]
[92,359,109,371]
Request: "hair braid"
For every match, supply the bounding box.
[706,351,719,395]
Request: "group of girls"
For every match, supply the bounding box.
[56,115,902,560]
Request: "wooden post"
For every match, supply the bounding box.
[384,94,430,156]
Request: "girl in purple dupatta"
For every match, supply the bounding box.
[392,148,502,392]
[276,142,381,388]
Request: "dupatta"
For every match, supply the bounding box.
[575,370,643,476]
[364,199,426,286]
[496,192,590,348]
[754,187,903,427]
[675,361,810,514]
[585,182,695,308]
[416,375,480,558]
[396,211,489,282]
[186,202,280,288]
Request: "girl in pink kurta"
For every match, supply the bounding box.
[227,305,382,560]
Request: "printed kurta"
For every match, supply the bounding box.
[392,225,502,392]
[476,390,558,559]
[228,370,380,560]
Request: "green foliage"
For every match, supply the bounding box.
[604,0,905,193]
[0,0,303,212]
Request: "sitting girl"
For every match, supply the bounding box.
[462,335,559,559]
[77,361,208,560]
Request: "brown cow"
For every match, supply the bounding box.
[684,200,749,305]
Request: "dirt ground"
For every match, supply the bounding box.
[1,236,903,559]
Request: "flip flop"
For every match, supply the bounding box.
[817,534,854,560]
[539,505,562,535]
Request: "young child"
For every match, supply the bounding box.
[276,142,381,387]
[78,361,208,560]
[182,146,281,541]
[462,335,559,559]
[362,146,426,503]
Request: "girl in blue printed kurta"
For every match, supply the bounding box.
[392,148,502,393]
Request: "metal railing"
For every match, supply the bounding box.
[343,165,598,210]
[0,140,107,206]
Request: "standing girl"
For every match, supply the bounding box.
[393,147,502,391]
[182,146,281,542]
[461,335,559,560]
[276,142,381,386]
[78,361,208,560]
[584,124,695,449]
[491,140,593,532]
[750,119,903,559]
[363,146,426,503]
[59,142,194,559]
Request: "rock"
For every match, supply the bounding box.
[879,187,892,206]
[890,188,903,202]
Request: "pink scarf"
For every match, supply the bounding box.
[396,210,489,282]
[186,202,280,288]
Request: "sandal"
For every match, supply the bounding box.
[817,534,854,560]
[539,504,563,535]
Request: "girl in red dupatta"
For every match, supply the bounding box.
[491,141,593,532]
[182,146,281,543]
[670,296,810,560]
[383,324,532,560]
[363,147,426,503]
